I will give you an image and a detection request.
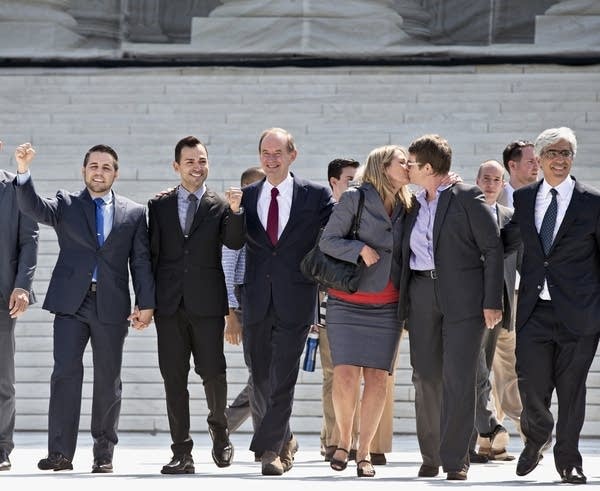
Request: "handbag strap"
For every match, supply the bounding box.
[350,187,365,239]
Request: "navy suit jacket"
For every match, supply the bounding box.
[0,170,38,307]
[505,178,600,336]
[14,177,155,324]
[241,175,334,325]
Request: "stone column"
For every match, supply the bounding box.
[124,0,168,42]
[535,0,600,46]
[392,0,431,40]
[191,0,415,53]
[0,0,84,50]
[68,0,121,48]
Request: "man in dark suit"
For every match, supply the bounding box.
[13,142,155,473]
[504,127,600,485]
[469,159,520,462]
[241,128,334,475]
[398,134,504,481]
[148,136,245,475]
[0,140,39,472]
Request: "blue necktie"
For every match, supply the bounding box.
[539,189,557,255]
[94,198,105,246]
[93,198,105,282]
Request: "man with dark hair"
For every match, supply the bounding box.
[399,134,504,481]
[148,136,245,475]
[499,140,539,207]
[13,142,155,474]
[0,140,39,472]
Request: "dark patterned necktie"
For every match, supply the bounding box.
[266,187,279,245]
[539,188,558,255]
[184,193,198,237]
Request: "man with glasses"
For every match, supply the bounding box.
[504,127,600,484]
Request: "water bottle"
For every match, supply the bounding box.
[302,330,320,372]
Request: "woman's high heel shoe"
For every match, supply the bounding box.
[330,448,349,471]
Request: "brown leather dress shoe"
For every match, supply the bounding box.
[418,464,439,477]
[447,469,468,480]
[161,454,195,474]
[371,453,387,465]
[279,435,298,472]
[261,451,284,476]
[561,466,587,484]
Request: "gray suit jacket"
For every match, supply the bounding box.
[15,176,155,324]
[0,170,38,307]
[399,183,504,323]
[497,202,517,331]
[319,183,404,292]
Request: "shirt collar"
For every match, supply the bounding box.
[264,173,293,195]
[540,175,574,199]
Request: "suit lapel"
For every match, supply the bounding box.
[278,178,305,245]
[433,186,452,252]
[551,179,582,251]
[81,189,98,242]
[522,182,544,255]
[189,188,216,236]
[106,193,127,244]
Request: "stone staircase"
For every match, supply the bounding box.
[2,63,600,437]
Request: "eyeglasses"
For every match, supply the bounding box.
[542,149,574,159]
[406,161,421,168]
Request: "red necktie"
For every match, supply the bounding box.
[267,187,279,245]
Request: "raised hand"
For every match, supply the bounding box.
[225,186,243,213]
[14,142,36,173]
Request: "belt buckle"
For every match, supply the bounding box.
[429,270,438,280]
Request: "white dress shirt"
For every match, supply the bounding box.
[257,173,293,241]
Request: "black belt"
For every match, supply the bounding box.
[89,282,98,293]
[412,269,438,279]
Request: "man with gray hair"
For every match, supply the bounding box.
[504,127,600,484]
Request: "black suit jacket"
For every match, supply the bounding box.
[399,183,504,323]
[241,175,334,325]
[15,177,155,324]
[506,178,600,336]
[0,170,38,307]
[148,187,245,317]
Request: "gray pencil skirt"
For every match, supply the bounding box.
[325,296,402,373]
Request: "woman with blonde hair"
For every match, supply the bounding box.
[319,145,412,477]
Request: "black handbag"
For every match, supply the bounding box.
[300,187,365,293]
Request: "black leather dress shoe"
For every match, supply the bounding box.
[38,453,73,471]
[92,458,113,473]
[0,449,11,471]
[161,454,195,474]
[561,466,587,484]
[418,464,439,477]
[469,450,489,464]
[209,427,233,468]
[516,442,544,476]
